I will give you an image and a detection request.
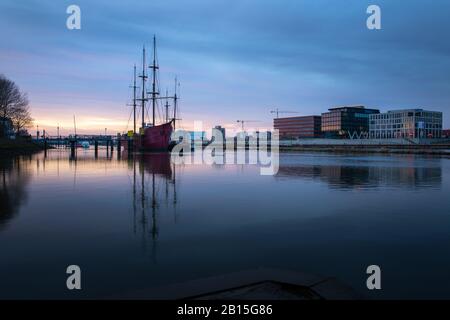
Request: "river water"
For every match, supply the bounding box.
[0,149,449,299]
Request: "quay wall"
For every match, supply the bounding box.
[279,138,450,146]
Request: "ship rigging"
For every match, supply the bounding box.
[127,36,180,151]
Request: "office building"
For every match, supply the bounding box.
[188,131,207,142]
[443,129,450,138]
[213,125,226,139]
[274,116,322,139]
[369,109,443,139]
[321,106,380,138]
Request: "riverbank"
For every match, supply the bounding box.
[0,138,46,156]
[277,138,450,155]
[279,144,450,155]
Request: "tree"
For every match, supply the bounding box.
[0,74,33,134]
[11,105,33,134]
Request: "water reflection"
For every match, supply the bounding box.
[0,156,32,230]
[277,159,442,190]
[130,153,178,259]
[1,150,450,299]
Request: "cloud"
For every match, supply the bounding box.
[1,0,449,135]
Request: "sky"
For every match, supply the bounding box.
[0,0,450,135]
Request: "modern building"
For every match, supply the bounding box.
[273,116,322,139]
[253,131,272,143]
[0,117,14,138]
[443,129,450,138]
[321,106,380,138]
[188,131,207,142]
[369,109,443,139]
[213,125,226,139]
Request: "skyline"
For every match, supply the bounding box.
[1,0,450,135]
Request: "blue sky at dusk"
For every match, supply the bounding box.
[1,0,449,135]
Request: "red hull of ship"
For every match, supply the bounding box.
[140,121,173,151]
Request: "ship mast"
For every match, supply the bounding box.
[149,35,159,126]
[73,115,77,138]
[139,46,147,132]
[173,77,178,130]
[132,64,137,134]
[165,89,169,123]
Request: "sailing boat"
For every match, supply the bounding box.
[130,36,179,152]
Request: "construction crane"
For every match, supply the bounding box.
[236,120,260,131]
[270,108,299,119]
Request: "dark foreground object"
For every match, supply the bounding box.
[0,138,46,156]
[117,269,361,300]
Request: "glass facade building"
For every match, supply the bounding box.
[321,106,380,138]
[213,125,226,139]
[443,129,450,138]
[369,109,443,139]
[273,116,322,139]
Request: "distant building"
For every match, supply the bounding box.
[443,129,450,138]
[273,116,322,139]
[253,130,272,143]
[188,131,207,142]
[0,117,14,138]
[213,125,226,139]
[321,106,379,138]
[256,130,272,140]
[369,109,443,139]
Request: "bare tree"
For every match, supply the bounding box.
[0,74,33,134]
[11,105,33,134]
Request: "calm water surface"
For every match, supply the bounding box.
[1,149,449,299]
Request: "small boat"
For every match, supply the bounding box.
[76,141,90,149]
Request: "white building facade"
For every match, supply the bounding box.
[369,109,442,139]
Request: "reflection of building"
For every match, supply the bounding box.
[276,163,442,190]
[321,106,379,138]
[274,116,322,139]
[369,109,443,139]
[0,117,14,138]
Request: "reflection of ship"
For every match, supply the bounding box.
[141,153,172,178]
[130,153,178,256]
[128,36,179,152]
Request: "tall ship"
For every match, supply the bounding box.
[128,36,179,152]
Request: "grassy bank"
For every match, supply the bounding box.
[0,138,46,156]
